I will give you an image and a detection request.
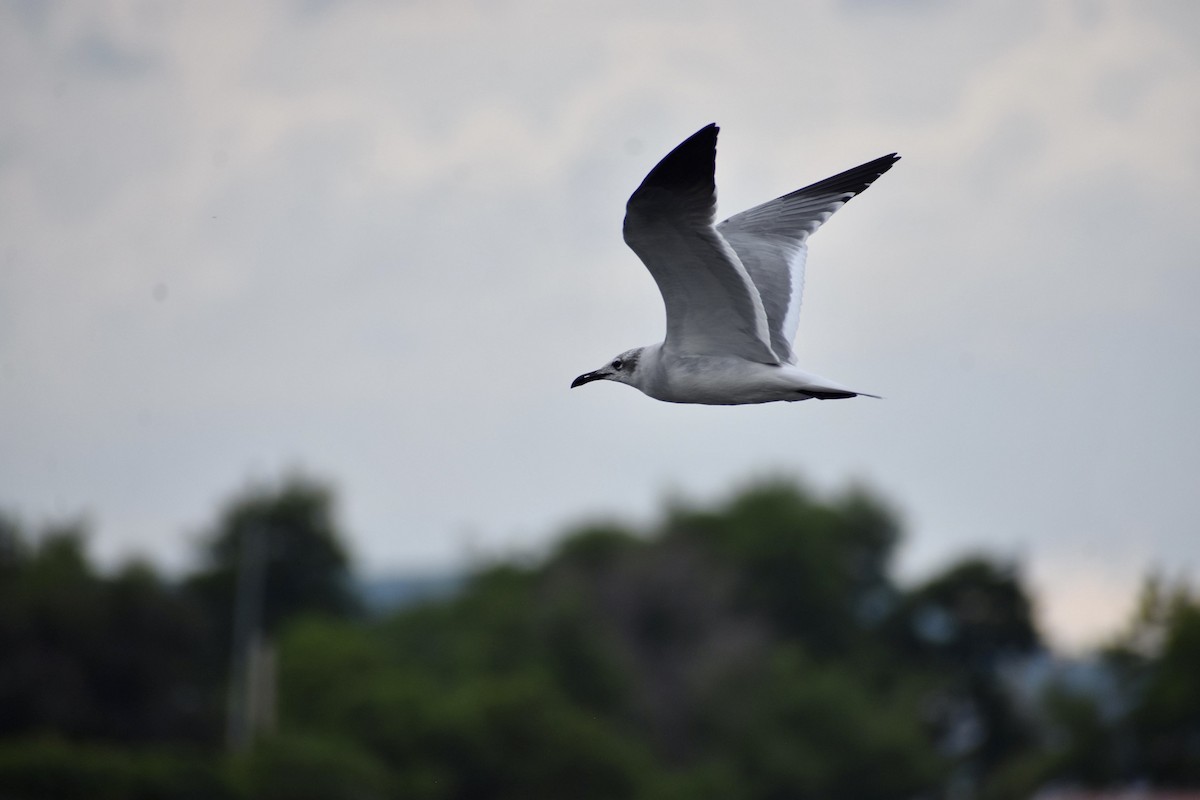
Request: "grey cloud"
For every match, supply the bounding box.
[1,0,1197,650]
[68,31,160,78]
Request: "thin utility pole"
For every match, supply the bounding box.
[226,522,268,753]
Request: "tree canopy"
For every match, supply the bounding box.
[0,476,1197,799]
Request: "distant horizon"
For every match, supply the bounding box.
[3,468,1152,656]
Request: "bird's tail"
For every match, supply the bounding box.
[788,367,881,401]
[807,389,882,400]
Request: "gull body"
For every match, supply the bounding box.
[571,124,898,405]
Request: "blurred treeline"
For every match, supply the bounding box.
[1,475,1198,800]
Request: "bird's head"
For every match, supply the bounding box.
[571,347,644,390]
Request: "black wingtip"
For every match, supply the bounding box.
[634,123,721,195]
[785,152,900,204]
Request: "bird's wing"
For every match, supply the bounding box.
[623,124,779,364]
[717,153,899,363]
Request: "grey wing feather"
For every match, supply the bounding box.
[717,153,899,363]
[623,124,778,364]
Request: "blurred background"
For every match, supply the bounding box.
[2,1,1199,798]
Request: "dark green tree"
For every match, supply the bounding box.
[0,516,219,745]
[185,474,360,648]
[661,479,901,657]
[267,479,946,800]
[891,556,1040,668]
[4,474,1122,799]
[888,556,1043,792]
[1106,575,1200,784]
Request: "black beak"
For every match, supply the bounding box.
[571,370,604,388]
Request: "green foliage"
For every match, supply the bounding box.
[0,738,235,800]
[232,733,393,800]
[662,479,899,656]
[708,648,942,799]
[3,475,1197,797]
[1038,680,1121,786]
[186,474,360,647]
[0,519,220,744]
[891,556,1041,668]
[1109,576,1200,784]
[275,596,653,799]
[884,555,1044,790]
[266,480,947,799]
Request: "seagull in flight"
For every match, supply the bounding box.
[571,123,898,404]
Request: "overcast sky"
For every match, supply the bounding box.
[2,0,1198,650]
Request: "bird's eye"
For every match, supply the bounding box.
[612,358,624,370]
